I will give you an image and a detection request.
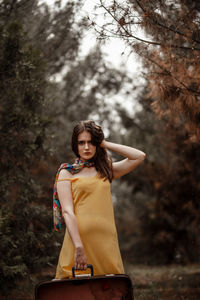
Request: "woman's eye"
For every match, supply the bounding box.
[78,140,94,145]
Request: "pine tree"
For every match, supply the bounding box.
[97,0,200,141]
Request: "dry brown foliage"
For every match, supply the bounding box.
[97,0,200,141]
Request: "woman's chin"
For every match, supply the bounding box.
[81,154,94,161]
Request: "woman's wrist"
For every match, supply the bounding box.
[75,244,84,250]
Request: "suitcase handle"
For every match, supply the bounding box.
[72,264,94,278]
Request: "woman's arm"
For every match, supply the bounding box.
[101,140,146,179]
[57,169,87,270]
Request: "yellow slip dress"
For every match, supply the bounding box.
[55,175,124,278]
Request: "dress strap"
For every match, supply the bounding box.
[56,178,78,182]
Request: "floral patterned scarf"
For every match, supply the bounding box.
[53,158,94,231]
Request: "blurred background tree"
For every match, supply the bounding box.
[110,89,200,265]
[0,16,50,292]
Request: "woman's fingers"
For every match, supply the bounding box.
[75,259,86,269]
[75,263,87,270]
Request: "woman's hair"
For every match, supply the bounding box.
[71,120,113,182]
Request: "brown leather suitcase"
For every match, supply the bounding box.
[35,265,134,300]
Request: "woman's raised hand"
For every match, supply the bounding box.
[74,246,87,270]
[100,139,106,148]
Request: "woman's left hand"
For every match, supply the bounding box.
[100,140,106,148]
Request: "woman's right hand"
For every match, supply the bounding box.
[74,246,87,270]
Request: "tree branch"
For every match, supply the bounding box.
[135,0,200,44]
[99,0,200,51]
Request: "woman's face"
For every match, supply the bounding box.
[77,131,96,161]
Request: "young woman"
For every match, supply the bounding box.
[53,120,146,278]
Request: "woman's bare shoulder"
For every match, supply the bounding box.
[58,169,72,180]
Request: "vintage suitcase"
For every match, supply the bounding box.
[35,264,134,300]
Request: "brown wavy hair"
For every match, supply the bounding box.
[71,120,113,182]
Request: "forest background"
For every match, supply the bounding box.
[0,0,200,298]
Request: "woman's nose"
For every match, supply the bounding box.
[84,142,89,149]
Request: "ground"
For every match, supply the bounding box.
[1,264,200,299]
[125,264,200,300]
